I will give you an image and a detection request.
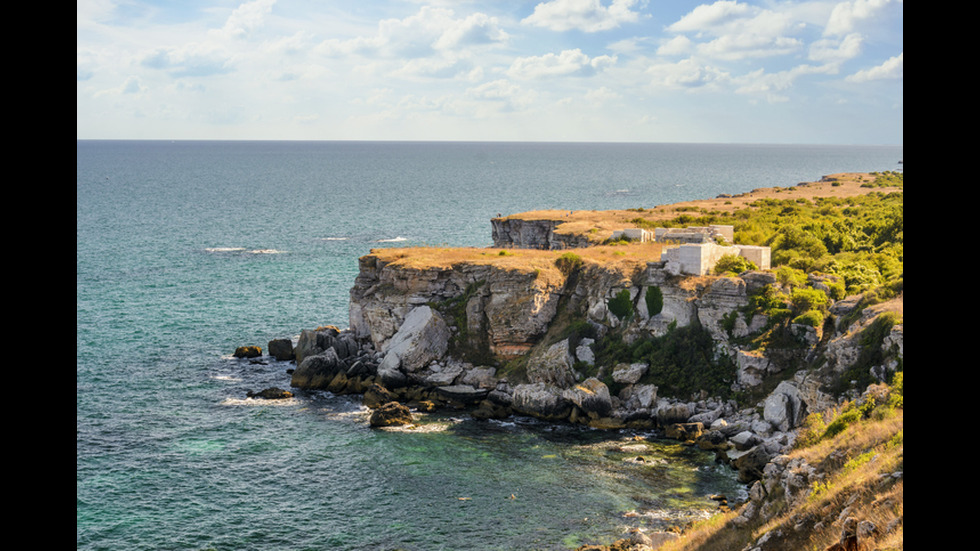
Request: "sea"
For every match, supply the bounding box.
[77,140,903,551]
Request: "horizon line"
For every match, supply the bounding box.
[76,138,904,148]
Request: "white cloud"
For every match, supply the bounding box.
[522,0,642,32]
[645,58,729,90]
[846,52,902,82]
[465,79,537,112]
[584,86,620,103]
[808,33,863,63]
[824,0,895,36]
[320,6,507,58]
[666,1,805,60]
[696,33,801,60]
[733,63,837,102]
[508,49,617,79]
[214,0,276,40]
[656,35,694,57]
[667,0,752,34]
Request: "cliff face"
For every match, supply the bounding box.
[346,247,903,411]
[491,217,595,249]
[349,252,566,359]
[348,248,648,361]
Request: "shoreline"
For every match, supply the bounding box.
[240,170,903,550]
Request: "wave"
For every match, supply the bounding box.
[203,247,284,254]
[376,236,408,243]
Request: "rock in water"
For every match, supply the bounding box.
[246,387,293,400]
[369,401,414,427]
[234,345,262,358]
[267,338,295,361]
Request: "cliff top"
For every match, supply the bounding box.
[496,172,901,242]
[365,171,901,273]
[365,242,666,282]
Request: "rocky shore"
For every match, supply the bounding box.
[243,173,904,550]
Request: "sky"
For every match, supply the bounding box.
[76,0,903,144]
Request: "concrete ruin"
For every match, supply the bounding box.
[611,224,770,276]
[660,242,771,276]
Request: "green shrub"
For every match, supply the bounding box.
[790,287,829,314]
[555,252,584,275]
[775,265,808,287]
[645,286,663,316]
[714,253,757,276]
[792,310,824,327]
[608,289,634,320]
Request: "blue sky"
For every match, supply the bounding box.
[77,0,903,144]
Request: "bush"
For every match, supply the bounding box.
[608,289,634,320]
[792,310,824,327]
[714,253,757,276]
[645,286,663,316]
[790,287,829,314]
[555,252,584,275]
[775,265,808,287]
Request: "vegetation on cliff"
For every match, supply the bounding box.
[658,373,903,551]
[354,171,903,550]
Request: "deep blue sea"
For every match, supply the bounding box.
[77,140,902,551]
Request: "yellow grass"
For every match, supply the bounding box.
[366,242,667,279]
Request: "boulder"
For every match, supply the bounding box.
[562,378,612,418]
[290,348,344,389]
[423,364,464,386]
[294,326,359,366]
[267,338,295,361]
[460,366,498,390]
[575,338,595,366]
[763,381,808,431]
[665,422,704,441]
[363,383,396,409]
[656,401,694,425]
[732,446,771,483]
[369,402,414,427]
[234,345,262,359]
[511,383,573,421]
[622,383,658,410]
[379,306,450,373]
[525,339,578,388]
[611,362,648,385]
[435,384,490,404]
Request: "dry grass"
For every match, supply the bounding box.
[660,410,903,551]
[366,241,667,281]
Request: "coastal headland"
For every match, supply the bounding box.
[245,171,904,551]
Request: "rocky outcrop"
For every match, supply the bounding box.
[287,222,902,496]
[491,217,593,249]
[348,253,565,360]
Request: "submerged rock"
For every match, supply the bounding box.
[246,387,293,400]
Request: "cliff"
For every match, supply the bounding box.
[279,171,903,550]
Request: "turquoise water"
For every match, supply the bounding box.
[77,141,902,550]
